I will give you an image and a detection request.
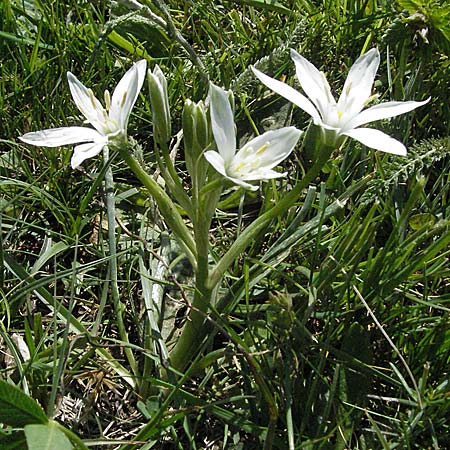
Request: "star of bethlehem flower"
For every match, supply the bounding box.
[204,83,302,191]
[20,60,147,168]
[252,48,430,155]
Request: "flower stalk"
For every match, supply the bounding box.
[103,146,138,376]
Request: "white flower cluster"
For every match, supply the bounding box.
[20,48,429,189]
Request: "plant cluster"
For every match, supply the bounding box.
[1,0,449,449]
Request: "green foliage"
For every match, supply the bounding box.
[0,380,48,427]
[24,423,73,450]
[1,0,449,449]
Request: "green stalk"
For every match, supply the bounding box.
[103,146,137,376]
[169,223,211,371]
[208,144,335,290]
[169,175,215,370]
[116,145,197,268]
[170,142,334,370]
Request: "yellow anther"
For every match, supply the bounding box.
[256,142,270,155]
[364,93,379,107]
[233,162,246,173]
[104,90,111,110]
[88,89,97,109]
[121,91,128,108]
[337,110,343,120]
[345,81,352,96]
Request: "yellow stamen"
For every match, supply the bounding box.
[345,81,352,96]
[120,91,127,108]
[364,93,379,107]
[337,111,343,120]
[88,89,97,109]
[104,90,111,110]
[256,142,270,155]
[233,162,246,173]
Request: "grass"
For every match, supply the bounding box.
[1,0,450,448]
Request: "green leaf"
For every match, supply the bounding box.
[31,240,69,275]
[0,430,27,450]
[233,0,291,13]
[341,323,373,406]
[0,380,48,427]
[24,422,73,450]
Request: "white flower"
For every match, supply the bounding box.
[20,60,147,168]
[252,48,430,155]
[204,83,302,191]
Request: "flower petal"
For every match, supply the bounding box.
[290,49,336,118]
[204,150,257,190]
[67,72,108,134]
[110,59,147,131]
[209,83,236,162]
[252,66,320,122]
[204,150,228,178]
[71,142,106,168]
[238,126,302,169]
[347,97,430,130]
[241,168,286,181]
[19,127,103,147]
[337,48,380,117]
[227,177,259,191]
[343,127,407,155]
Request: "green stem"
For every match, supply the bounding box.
[169,142,334,371]
[207,144,334,290]
[116,146,197,268]
[103,147,137,376]
[169,198,212,371]
[157,141,194,217]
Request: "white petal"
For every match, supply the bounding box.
[19,127,103,147]
[337,48,380,116]
[290,49,336,118]
[347,97,431,130]
[71,142,106,168]
[252,66,320,122]
[204,150,257,190]
[241,168,286,181]
[238,126,302,168]
[227,177,259,190]
[209,83,236,162]
[343,128,407,155]
[204,150,228,178]
[110,60,147,131]
[67,72,108,134]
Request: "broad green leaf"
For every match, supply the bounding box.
[0,380,48,427]
[24,422,73,450]
[0,430,27,450]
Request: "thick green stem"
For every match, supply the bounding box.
[170,144,334,371]
[208,144,334,290]
[117,146,197,268]
[103,147,137,376]
[169,202,212,370]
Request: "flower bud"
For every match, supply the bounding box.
[148,65,171,145]
[182,99,212,186]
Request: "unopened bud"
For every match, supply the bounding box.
[182,99,212,186]
[148,65,171,145]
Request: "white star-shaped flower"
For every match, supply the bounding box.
[252,49,429,155]
[204,83,302,191]
[20,60,147,168]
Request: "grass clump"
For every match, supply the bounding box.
[1,0,450,449]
